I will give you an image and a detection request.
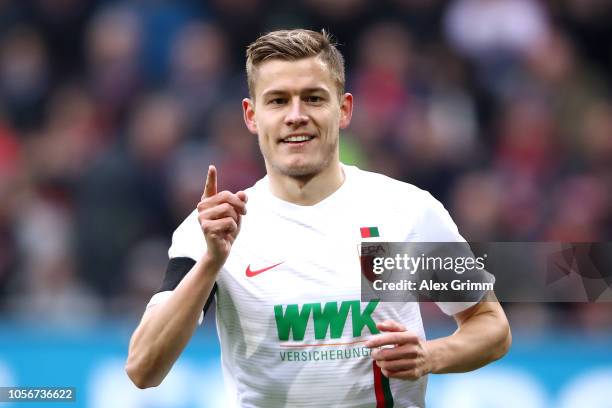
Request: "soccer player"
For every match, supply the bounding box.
[126,29,511,407]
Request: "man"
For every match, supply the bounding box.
[126,29,511,407]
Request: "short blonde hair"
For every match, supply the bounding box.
[245,29,345,99]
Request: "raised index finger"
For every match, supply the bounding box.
[202,165,217,200]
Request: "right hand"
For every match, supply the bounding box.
[197,165,247,269]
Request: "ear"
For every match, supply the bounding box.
[339,93,353,129]
[242,98,258,134]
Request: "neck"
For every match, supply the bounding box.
[267,161,345,206]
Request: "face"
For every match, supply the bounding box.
[243,56,353,178]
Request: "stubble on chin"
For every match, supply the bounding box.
[271,147,336,180]
[260,134,339,181]
[273,160,322,181]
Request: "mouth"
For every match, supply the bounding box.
[279,134,316,144]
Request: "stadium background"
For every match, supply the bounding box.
[0,0,611,406]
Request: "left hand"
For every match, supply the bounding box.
[365,320,432,380]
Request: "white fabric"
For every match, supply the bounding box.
[148,164,483,407]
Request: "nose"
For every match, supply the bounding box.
[284,98,309,127]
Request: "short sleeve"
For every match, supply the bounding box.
[144,210,211,325]
[413,192,465,243]
[168,209,207,261]
[415,192,491,315]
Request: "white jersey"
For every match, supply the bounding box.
[148,164,480,408]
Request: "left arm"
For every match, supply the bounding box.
[428,291,511,373]
[366,291,511,379]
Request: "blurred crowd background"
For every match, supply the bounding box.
[0,0,611,336]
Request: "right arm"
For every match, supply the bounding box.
[125,255,219,388]
[125,166,247,388]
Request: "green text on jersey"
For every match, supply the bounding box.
[274,300,380,341]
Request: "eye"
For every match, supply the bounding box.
[305,95,323,103]
[268,98,287,105]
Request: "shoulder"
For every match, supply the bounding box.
[168,208,203,260]
[346,165,438,210]
[345,165,463,241]
[238,175,269,206]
